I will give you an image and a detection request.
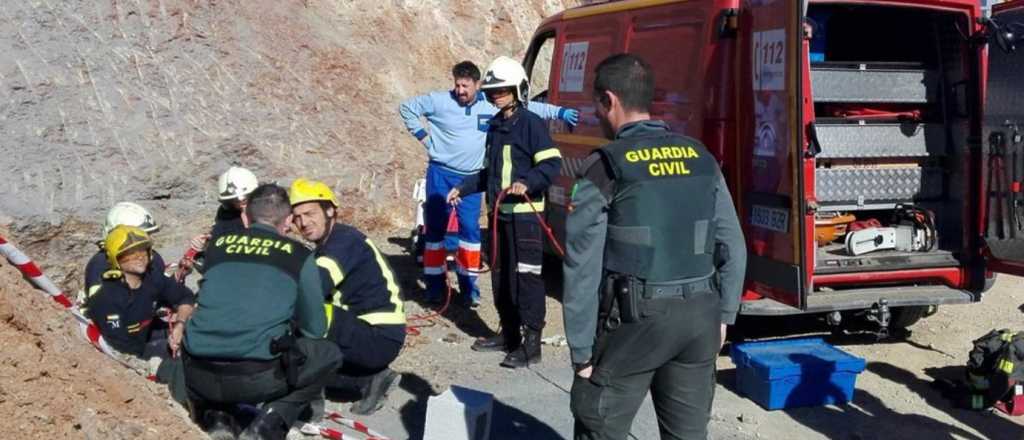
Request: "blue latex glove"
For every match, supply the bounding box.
[558,108,580,127]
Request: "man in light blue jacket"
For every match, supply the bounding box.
[400,61,578,307]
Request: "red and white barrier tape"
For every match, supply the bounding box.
[300,411,391,440]
[0,235,117,357]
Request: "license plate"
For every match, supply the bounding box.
[750,205,789,233]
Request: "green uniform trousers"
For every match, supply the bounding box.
[571,289,720,440]
[184,338,341,427]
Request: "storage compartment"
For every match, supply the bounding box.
[730,338,866,410]
[808,3,971,275]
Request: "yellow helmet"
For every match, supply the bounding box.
[289,178,339,207]
[104,225,153,270]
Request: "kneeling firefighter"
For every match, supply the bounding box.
[290,178,406,415]
[183,184,341,440]
[563,54,747,440]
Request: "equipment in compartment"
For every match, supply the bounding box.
[842,205,937,256]
[814,213,856,246]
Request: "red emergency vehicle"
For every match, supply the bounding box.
[525,0,1024,332]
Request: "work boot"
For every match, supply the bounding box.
[298,395,326,425]
[471,328,521,352]
[202,409,239,440]
[500,326,542,368]
[239,409,288,440]
[350,368,401,415]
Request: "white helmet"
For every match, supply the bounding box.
[217,166,259,201]
[481,56,529,103]
[103,202,159,237]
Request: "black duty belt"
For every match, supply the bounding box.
[643,278,713,300]
[184,352,280,375]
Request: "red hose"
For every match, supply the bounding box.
[405,189,565,336]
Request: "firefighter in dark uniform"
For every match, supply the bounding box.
[87,225,194,362]
[183,184,341,440]
[448,56,563,368]
[563,54,747,440]
[84,202,165,300]
[290,178,406,415]
[183,166,260,276]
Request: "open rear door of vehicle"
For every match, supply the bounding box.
[736,0,809,309]
[984,0,1024,276]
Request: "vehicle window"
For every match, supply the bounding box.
[527,35,556,103]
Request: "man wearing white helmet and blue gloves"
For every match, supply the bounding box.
[400,61,578,308]
[84,202,165,299]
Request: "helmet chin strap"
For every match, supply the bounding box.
[317,207,337,247]
[498,98,520,114]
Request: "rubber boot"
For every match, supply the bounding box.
[471,327,521,352]
[500,326,542,368]
[203,409,239,440]
[350,368,401,415]
[239,409,288,440]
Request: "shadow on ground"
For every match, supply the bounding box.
[386,234,495,339]
[718,361,1015,440]
[396,373,564,440]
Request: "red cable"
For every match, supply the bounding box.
[405,189,565,336]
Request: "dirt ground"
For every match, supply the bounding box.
[0,243,202,438]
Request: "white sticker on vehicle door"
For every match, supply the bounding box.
[753,29,786,91]
[750,204,789,233]
[559,41,589,93]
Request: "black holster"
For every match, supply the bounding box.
[599,273,642,332]
[270,334,305,388]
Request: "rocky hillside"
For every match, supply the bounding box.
[0,0,578,290]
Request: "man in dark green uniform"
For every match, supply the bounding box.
[563,54,747,440]
[183,184,341,440]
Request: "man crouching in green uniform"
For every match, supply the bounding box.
[183,184,342,440]
[563,54,747,440]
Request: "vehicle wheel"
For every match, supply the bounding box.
[889,305,935,330]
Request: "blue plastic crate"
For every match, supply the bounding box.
[730,338,866,410]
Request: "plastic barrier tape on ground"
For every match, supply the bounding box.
[300,411,392,440]
[0,235,118,357]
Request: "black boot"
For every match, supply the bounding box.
[238,409,288,440]
[471,328,521,352]
[202,409,239,440]
[350,368,401,416]
[500,326,542,368]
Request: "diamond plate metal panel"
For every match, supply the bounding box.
[815,123,946,159]
[816,167,944,204]
[811,67,936,103]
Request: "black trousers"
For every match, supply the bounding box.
[571,290,720,440]
[493,214,546,332]
[184,338,341,427]
[327,306,403,380]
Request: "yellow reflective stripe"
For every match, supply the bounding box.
[87,284,101,298]
[501,144,513,189]
[533,147,562,163]
[324,304,334,328]
[999,358,1015,374]
[357,311,408,325]
[316,256,345,285]
[359,239,405,325]
[316,256,345,306]
[1002,332,1014,342]
[499,200,545,214]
